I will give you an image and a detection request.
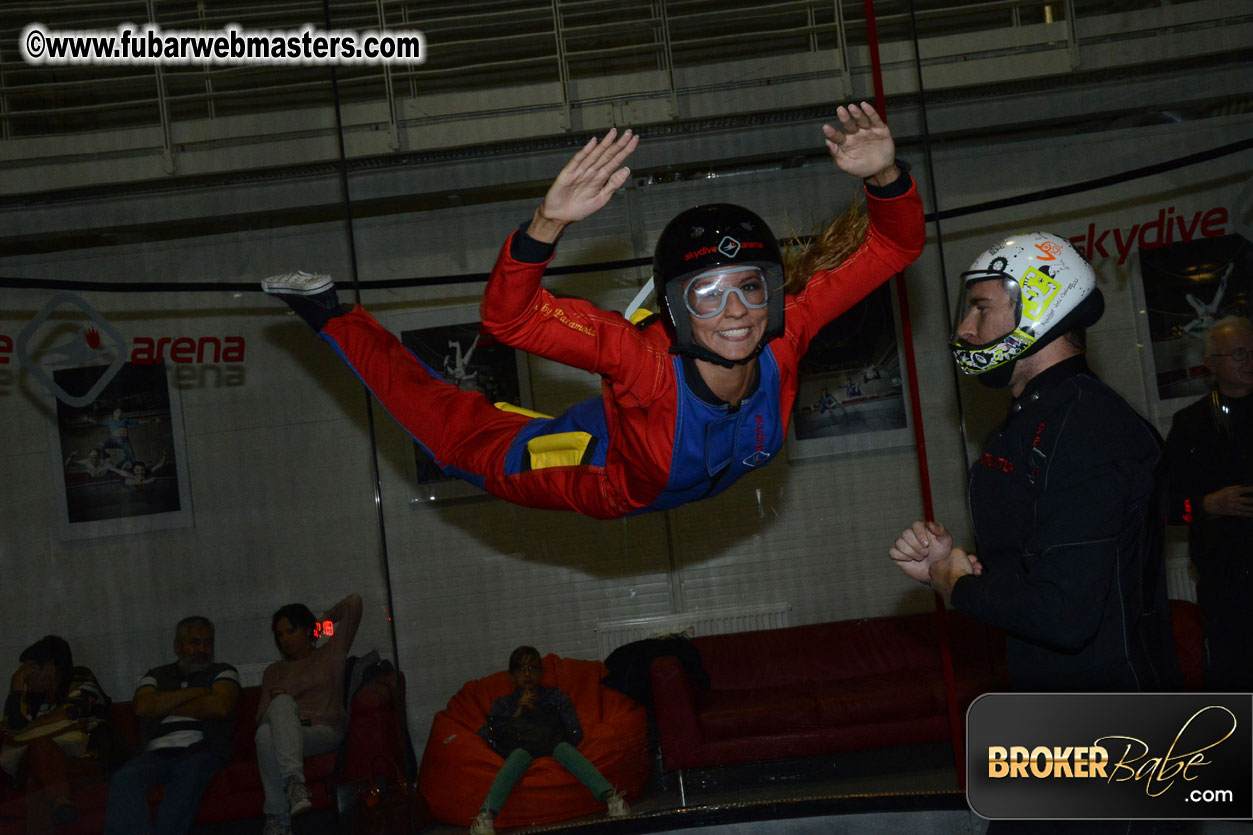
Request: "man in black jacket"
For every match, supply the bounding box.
[1164,315,1253,691]
[889,232,1176,693]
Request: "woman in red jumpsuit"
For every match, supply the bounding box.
[265,103,925,518]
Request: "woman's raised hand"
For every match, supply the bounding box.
[529,128,639,242]
[822,102,896,182]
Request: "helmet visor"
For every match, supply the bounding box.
[950,272,1021,348]
[684,267,768,319]
[950,272,1037,376]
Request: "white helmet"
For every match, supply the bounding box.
[950,232,1103,385]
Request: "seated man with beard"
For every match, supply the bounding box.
[104,616,240,835]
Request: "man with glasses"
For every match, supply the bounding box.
[263,102,923,518]
[1165,315,1253,691]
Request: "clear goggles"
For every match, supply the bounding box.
[683,267,769,319]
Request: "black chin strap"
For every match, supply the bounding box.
[669,340,765,368]
[976,360,1016,389]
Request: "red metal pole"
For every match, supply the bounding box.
[862,0,887,117]
[861,0,966,790]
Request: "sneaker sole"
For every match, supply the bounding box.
[261,275,333,296]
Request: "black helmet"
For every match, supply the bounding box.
[652,204,785,367]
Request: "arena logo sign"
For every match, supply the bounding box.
[2,293,247,405]
[133,334,248,389]
[130,335,246,365]
[8,331,251,366]
[1068,205,1228,265]
[0,333,15,397]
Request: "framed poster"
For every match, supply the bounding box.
[1135,232,1251,407]
[50,361,194,540]
[787,281,914,461]
[389,305,533,503]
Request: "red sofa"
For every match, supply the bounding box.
[650,603,1206,773]
[649,610,1008,772]
[0,671,410,834]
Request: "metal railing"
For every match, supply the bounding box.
[0,0,1233,156]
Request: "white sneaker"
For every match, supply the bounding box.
[469,809,496,835]
[261,270,334,296]
[284,776,313,816]
[261,815,293,835]
[606,790,630,818]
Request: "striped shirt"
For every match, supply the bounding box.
[135,662,239,760]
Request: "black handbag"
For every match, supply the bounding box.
[335,754,420,835]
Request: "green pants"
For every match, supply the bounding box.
[482,742,614,815]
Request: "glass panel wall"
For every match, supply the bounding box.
[1,0,1249,826]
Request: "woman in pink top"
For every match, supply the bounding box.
[255,594,362,835]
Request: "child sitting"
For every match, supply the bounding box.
[471,646,628,834]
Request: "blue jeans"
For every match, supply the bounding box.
[98,436,137,466]
[104,748,225,835]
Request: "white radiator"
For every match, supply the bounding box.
[594,602,791,659]
[234,661,269,688]
[1165,556,1197,603]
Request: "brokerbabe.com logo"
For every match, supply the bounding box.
[967,693,1253,821]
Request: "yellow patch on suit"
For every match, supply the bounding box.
[494,402,551,420]
[525,431,595,469]
[493,402,596,470]
[628,307,655,326]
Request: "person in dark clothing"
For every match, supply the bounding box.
[1,636,111,831]
[1164,315,1253,691]
[470,646,627,835]
[104,616,240,835]
[889,233,1178,834]
[890,232,1175,691]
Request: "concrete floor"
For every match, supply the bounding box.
[216,742,1252,835]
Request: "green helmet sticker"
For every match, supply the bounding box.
[1020,266,1062,325]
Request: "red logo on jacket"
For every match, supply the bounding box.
[979,453,1014,473]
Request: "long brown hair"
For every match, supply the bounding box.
[782,200,868,295]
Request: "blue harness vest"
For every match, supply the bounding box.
[643,348,784,512]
